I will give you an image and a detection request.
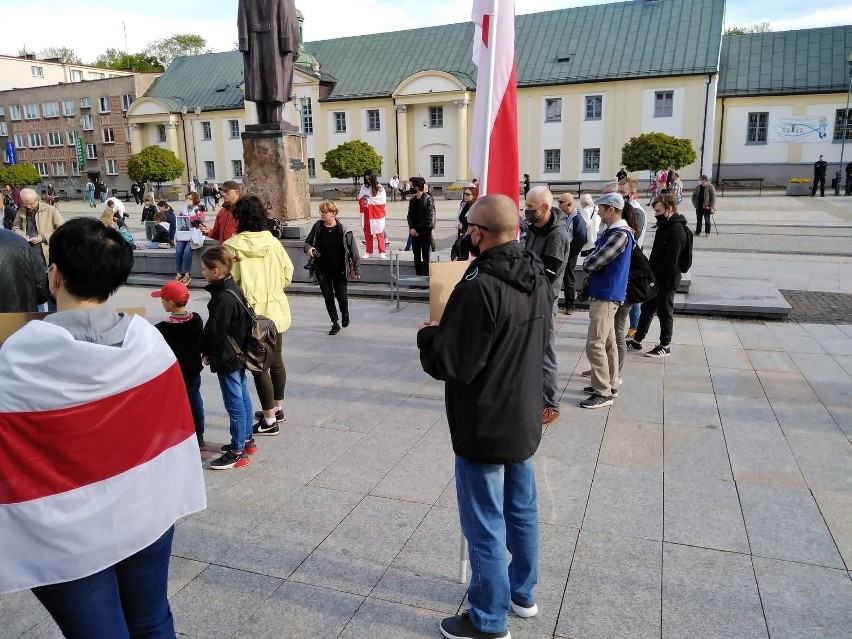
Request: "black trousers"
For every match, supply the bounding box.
[561,251,581,308]
[634,284,676,346]
[411,234,431,276]
[319,271,349,323]
[845,175,852,196]
[695,209,711,234]
[811,175,825,196]
[251,333,286,411]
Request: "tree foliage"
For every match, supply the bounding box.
[725,22,772,35]
[38,47,81,63]
[621,133,697,174]
[144,34,211,68]
[94,49,164,72]
[321,141,382,190]
[0,165,42,187]
[127,146,184,194]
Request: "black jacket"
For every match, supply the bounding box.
[141,204,157,223]
[0,229,48,312]
[417,241,553,463]
[648,213,689,288]
[200,276,252,373]
[304,220,361,278]
[407,192,435,235]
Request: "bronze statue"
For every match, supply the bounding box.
[237,0,300,128]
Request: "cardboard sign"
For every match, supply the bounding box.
[429,261,471,323]
[0,307,147,346]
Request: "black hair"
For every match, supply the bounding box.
[409,176,425,191]
[49,217,133,302]
[232,195,268,232]
[363,169,379,196]
[622,203,641,238]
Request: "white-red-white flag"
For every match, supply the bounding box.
[470,0,519,206]
[0,316,207,593]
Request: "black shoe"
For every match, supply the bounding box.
[252,419,280,436]
[584,386,618,397]
[439,611,509,639]
[626,339,643,351]
[645,344,671,358]
[341,314,350,328]
[209,449,250,470]
[580,394,614,409]
[254,408,285,423]
[220,438,257,455]
[329,323,341,335]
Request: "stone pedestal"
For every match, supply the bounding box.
[241,129,311,222]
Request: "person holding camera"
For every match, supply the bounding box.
[304,200,361,335]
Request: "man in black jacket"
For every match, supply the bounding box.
[812,155,828,197]
[418,194,552,639]
[406,176,435,275]
[627,194,688,358]
[0,228,49,312]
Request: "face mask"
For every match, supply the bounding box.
[655,213,666,222]
[524,208,541,225]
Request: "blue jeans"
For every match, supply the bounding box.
[543,300,559,409]
[629,302,641,331]
[185,374,205,440]
[174,241,192,274]
[87,192,95,207]
[204,196,213,210]
[455,456,539,634]
[217,369,253,453]
[32,527,176,639]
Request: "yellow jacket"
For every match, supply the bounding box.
[224,231,293,332]
[12,202,64,262]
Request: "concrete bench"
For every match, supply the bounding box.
[719,178,763,196]
[547,181,582,195]
[112,189,133,202]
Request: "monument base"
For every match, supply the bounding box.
[241,130,310,223]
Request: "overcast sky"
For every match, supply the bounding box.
[7,0,852,63]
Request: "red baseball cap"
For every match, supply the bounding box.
[151,281,190,303]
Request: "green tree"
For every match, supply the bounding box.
[321,141,382,191]
[38,47,81,63]
[621,133,697,175]
[144,34,210,68]
[0,165,42,188]
[725,22,772,35]
[127,146,185,198]
[94,49,164,72]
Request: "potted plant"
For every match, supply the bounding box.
[322,187,341,200]
[445,184,464,200]
[786,178,812,196]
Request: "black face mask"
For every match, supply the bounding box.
[468,229,481,257]
[655,213,666,222]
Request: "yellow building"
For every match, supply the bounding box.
[0,54,133,91]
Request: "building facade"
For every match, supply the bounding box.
[0,54,134,91]
[0,74,158,195]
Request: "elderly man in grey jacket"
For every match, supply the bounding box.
[523,186,570,426]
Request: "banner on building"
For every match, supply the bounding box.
[769,116,830,143]
[76,138,85,167]
[5,142,16,165]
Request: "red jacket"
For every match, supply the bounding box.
[208,204,238,243]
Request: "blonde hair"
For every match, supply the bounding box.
[200,245,236,274]
[144,193,155,205]
[99,210,115,226]
[318,199,339,215]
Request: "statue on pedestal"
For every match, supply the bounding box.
[237,0,300,129]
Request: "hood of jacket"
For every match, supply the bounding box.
[465,241,544,294]
[528,207,565,238]
[657,212,688,229]
[224,231,276,259]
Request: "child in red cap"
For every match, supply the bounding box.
[152,281,206,447]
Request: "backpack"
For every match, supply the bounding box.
[568,213,587,254]
[626,242,657,303]
[677,222,693,273]
[267,216,286,239]
[225,290,279,373]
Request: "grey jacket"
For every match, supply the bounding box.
[45,306,132,346]
[691,183,716,211]
[524,207,570,297]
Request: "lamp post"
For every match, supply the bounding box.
[835,50,852,196]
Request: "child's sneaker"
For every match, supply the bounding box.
[220,439,258,455]
[253,419,280,436]
[254,408,285,422]
[210,449,250,470]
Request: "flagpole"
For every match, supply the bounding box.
[479,5,499,196]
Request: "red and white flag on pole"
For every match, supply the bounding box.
[0,316,207,593]
[470,0,519,206]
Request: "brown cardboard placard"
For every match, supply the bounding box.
[0,307,147,346]
[429,261,470,323]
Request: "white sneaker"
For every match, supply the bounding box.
[510,600,539,618]
[379,253,388,259]
[362,253,372,259]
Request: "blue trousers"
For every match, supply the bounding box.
[629,302,641,331]
[455,456,539,634]
[185,374,205,440]
[217,368,253,453]
[32,527,176,639]
[174,241,192,275]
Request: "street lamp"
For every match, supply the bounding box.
[835,50,852,196]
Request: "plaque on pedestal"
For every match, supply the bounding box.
[241,129,311,223]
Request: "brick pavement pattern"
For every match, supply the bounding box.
[781,290,852,324]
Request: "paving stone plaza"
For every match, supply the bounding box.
[2,193,852,638]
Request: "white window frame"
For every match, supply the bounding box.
[232,159,243,178]
[63,100,75,116]
[121,94,133,111]
[545,98,562,123]
[70,69,83,82]
[583,148,601,173]
[80,97,91,108]
[430,154,445,177]
[367,109,381,131]
[82,114,94,130]
[300,100,313,134]
[98,96,110,113]
[35,162,49,177]
[51,161,67,176]
[90,72,104,80]
[228,119,240,139]
[746,112,769,145]
[102,128,115,144]
[106,159,119,175]
[333,112,347,133]
[28,132,44,148]
[654,91,673,118]
[23,104,40,120]
[66,130,78,146]
[47,131,63,147]
[86,143,97,159]
[13,133,25,148]
[157,124,167,143]
[544,149,561,173]
[31,65,44,78]
[429,106,444,128]
[201,121,212,141]
[9,105,21,120]
[204,161,216,179]
[585,95,603,120]
[42,102,60,118]
[307,157,316,178]
[71,161,81,175]
[0,122,7,137]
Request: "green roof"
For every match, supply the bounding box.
[719,26,852,97]
[145,51,245,111]
[305,0,725,101]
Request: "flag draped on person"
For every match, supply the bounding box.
[470,0,519,207]
[0,316,207,594]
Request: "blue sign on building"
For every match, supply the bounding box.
[5,142,16,165]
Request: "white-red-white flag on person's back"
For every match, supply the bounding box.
[470,0,519,207]
[0,315,206,594]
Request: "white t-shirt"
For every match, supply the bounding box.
[106,198,126,218]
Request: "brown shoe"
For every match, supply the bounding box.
[542,407,560,426]
[563,307,574,315]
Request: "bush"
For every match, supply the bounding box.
[788,178,812,184]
